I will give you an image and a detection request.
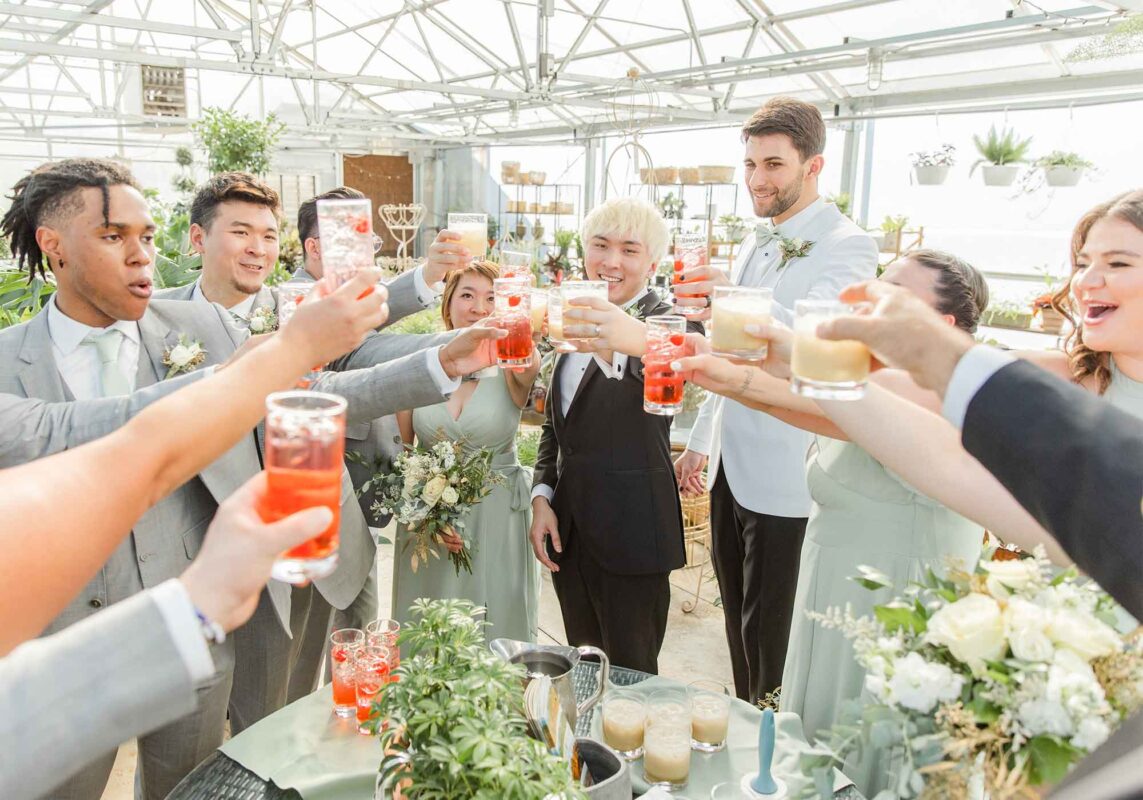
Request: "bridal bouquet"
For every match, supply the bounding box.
[801,549,1143,799]
[368,438,502,576]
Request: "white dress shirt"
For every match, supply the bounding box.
[154,579,216,683]
[411,264,444,307]
[941,345,1017,430]
[46,296,141,399]
[530,289,652,504]
[685,198,879,517]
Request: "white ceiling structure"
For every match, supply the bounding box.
[0,0,1141,154]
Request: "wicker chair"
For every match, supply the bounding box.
[679,490,712,613]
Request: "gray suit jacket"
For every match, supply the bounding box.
[0,589,198,799]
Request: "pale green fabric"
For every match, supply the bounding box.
[219,679,852,799]
[391,372,541,642]
[779,437,984,796]
[1107,357,1143,421]
[85,329,130,396]
[589,676,853,798]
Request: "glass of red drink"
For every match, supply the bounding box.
[671,232,709,318]
[329,628,364,718]
[492,277,534,367]
[366,618,401,678]
[317,197,375,289]
[499,249,533,281]
[643,315,687,415]
[275,282,324,388]
[355,644,393,734]
[260,391,347,584]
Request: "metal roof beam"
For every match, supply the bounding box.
[0,2,246,41]
[0,0,113,83]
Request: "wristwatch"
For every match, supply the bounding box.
[195,607,226,646]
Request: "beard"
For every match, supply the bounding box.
[751,166,806,219]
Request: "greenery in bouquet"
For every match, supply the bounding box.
[800,549,1143,799]
[373,599,587,800]
[360,437,504,575]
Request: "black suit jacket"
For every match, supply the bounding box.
[533,292,703,576]
[961,359,1143,621]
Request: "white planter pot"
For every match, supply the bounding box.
[981,165,1019,187]
[913,165,950,185]
[1045,166,1083,187]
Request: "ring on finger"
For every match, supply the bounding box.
[593,324,601,337]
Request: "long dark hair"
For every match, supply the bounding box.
[1051,190,1143,394]
[1,158,139,278]
[907,249,990,334]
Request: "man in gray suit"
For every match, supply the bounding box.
[0,159,500,799]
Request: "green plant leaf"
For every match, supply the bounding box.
[1027,735,1080,785]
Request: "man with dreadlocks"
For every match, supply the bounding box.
[0,158,504,800]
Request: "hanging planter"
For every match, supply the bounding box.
[1035,151,1093,187]
[1045,167,1083,187]
[970,125,1032,187]
[909,144,955,186]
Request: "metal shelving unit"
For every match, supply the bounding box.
[496,183,582,246]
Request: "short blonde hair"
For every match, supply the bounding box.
[580,197,669,265]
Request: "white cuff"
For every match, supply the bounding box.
[425,346,462,396]
[941,345,1016,430]
[154,579,216,685]
[530,484,555,503]
[413,264,444,307]
[596,353,627,380]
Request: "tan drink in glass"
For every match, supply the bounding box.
[601,690,646,760]
[529,289,548,335]
[791,300,871,400]
[688,680,731,752]
[711,286,773,361]
[643,689,691,791]
[546,287,576,353]
[561,280,608,341]
[448,212,488,261]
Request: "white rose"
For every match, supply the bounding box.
[249,316,266,333]
[168,344,193,367]
[1071,717,1111,751]
[421,475,449,507]
[1047,648,1106,718]
[885,652,965,713]
[926,593,1008,669]
[1047,608,1121,661]
[981,558,1040,598]
[1017,698,1073,738]
[441,486,459,506]
[1004,597,1055,662]
[863,673,889,704]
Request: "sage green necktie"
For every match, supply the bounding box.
[85,329,131,397]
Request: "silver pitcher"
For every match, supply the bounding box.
[489,638,610,732]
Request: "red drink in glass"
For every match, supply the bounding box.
[261,391,347,584]
[355,645,392,734]
[493,277,534,367]
[329,628,364,718]
[644,316,687,415]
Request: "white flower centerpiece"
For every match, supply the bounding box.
[800,550,1143,799]
[358,436,503,575]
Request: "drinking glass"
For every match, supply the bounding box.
[672,232,708,318]
[317,198,375,289]
[448,212,489,261]
[689,680,731,752]
[710,783,750,799]
[545,286,576,353]
[711,286,773,361]
[790,300,871,400]
[492,277,534,367]
[329,628,364,718]
[366,618,401,677]
[260,391,346,584]
[529,288,549,335]
[601,689,647,761]
[643,315,687,416]
[644,689,692,791]
[561,280,608,341]
[499,249,533,281]
[354,644,392,734]
[275,280,311,328]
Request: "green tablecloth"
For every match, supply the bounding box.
[221,680,853,799]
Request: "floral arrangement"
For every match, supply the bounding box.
[162,334,207,378]
[777,236,815,270]
[362,437,503,575]
[910,144,956,168]
[247,305,278,334]
[801,549,1143,799]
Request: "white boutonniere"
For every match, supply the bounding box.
[162,334,207,379]
[247,306,278,334]
[624,302,646,321]
[777,237,815,270]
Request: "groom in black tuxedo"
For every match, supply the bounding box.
[530,198,703,673]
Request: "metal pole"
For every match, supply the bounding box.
[858,119,875,229]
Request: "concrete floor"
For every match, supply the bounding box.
[101,531,732,799]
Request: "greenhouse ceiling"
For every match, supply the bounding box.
[0,0,1142,152]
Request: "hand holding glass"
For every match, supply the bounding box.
[711,286,773,361]
[317,198,375,289]
[448,213,488,262]
[492,277,534,367]
[643,315,687,416]
[791,300,871,400]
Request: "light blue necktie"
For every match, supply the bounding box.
[85,329,131,397]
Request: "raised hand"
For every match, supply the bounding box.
[438,319,507,378]
[669,264,731,321]
[424,230,471,284]
[561,296,648,357]
[279,269,389,367]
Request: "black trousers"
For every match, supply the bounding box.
[551,524,671,674]
[709,469,808,703]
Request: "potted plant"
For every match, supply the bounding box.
[372,599,592,799]
[1035,150,1093,187]
[970,125,1033,187]
[981,299,1033,330]
[717,214,747,243]
[656,192,685,221]
[910,144,956,185]
[874,214,909,253]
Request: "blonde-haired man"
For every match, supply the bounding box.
[529,197,701,673]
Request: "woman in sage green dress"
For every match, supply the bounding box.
[392,261,541,642]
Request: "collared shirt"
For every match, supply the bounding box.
[411,264,444,307]
[942,345,1017,430]
[738,196,828,325]
[190,279,257,321]
[154,579,216,684]
[531,288,651,503]
[46,295,141,399]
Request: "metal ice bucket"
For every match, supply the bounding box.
[489,638,610,731]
